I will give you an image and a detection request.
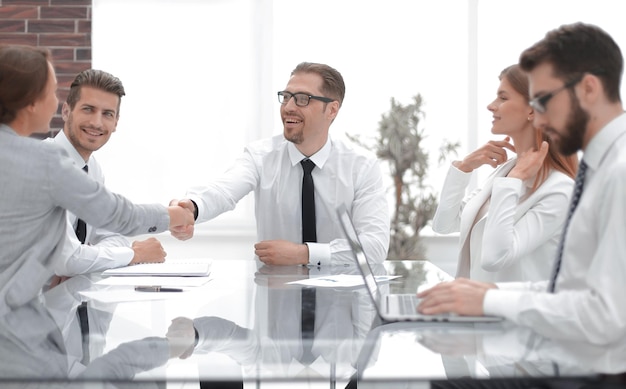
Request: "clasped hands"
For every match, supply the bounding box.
[167,199,196,241]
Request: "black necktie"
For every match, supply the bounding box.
[75,164,90,364]
[300,159,316,364]
[74,165,88,244]
[77,301,90,364]
[548,160,588,292]
[301,159,317,243]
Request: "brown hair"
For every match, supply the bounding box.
[0,45,51,125]
[519,22,622,103]
[66,69,126,115]
[499,64,578,189]
[291,62,345,107]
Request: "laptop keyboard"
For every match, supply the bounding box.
[388,294,421,315]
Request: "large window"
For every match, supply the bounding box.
[93,0,626,235]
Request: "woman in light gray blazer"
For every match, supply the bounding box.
[0,45,193,317]
[432,65,578,283]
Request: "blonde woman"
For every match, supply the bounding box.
[432,64,578,282]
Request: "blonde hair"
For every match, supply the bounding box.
[499,64,578,189]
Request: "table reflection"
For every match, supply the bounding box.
[357,318,626,387]
[0,274,191,386]
[2,258,624,387]
[188,261,381,383]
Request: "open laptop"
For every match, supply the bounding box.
[337,204,502,323]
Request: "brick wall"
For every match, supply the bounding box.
[0,0,92,137]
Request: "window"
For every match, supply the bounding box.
[93,0,626,234]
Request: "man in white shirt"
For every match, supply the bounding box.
[171,62,390,266]
[418,22,626,345]
[50,69,166,280]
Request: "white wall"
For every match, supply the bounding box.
[91,1,626,272]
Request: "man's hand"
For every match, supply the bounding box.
[417,278,497,316]
[453,137,516,172]
[168,199,195,240]
[508,141,549,181]
[129,237,166,265]
[166,317,196,359]
[254,240,309,265]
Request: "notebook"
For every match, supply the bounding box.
[336,205,502,323]
[102,259,212,277]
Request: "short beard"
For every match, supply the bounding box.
[284,129,304,145]
[552,92,589,156]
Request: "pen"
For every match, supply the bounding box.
[134,286,183,293]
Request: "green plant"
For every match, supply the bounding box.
[348,94,458,260]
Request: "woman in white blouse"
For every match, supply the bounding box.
[432,64,578,282]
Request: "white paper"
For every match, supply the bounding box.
[79,283,212,303]
[101,259,212,277]
[96,276,212,287]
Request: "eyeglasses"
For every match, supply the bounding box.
[529,76,583,114]
[277,91,334,107]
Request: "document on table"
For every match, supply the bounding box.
[84,276,213,303]
[79,285,213,303]
[288,274,401,288]
[96,276,212,287]
[101,259,212,277]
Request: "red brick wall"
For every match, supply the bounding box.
[0,0,92,136]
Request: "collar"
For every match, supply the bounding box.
[582,112,626,172]
[0,124,18,136]
[287,136,332,169]
[54,130,90,168]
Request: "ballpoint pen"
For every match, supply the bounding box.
[134,286,183,292]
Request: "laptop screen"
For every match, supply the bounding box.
[337,204,383,308]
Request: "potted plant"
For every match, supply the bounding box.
[348,94,458,260]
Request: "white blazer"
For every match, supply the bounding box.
[432,158,574,282]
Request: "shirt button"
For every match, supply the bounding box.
[148,226,157,233]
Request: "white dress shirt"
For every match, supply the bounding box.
[484,112,626,345]
[433,159,573,282]
[187,134,390,266]
[49,131,133,276]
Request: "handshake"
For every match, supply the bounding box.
[166,199,196,241]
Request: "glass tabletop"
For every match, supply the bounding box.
[1,258,624,387]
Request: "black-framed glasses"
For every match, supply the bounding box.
[529,76,583,114]
[277,91,334,107]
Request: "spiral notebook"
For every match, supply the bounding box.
[102,259,212,277]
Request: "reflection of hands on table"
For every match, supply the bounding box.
[418,331,478,357]
[166,316,196,359]
[255,263,312,288]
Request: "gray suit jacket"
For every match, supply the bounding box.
[0,125,169,316]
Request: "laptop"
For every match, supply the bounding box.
[337,205,502,323]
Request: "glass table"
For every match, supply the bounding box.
[1,258,623,388]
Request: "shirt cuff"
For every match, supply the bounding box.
[483,289,523,320]
[305,242,330,266]
[189,199,199,221]
[109,247,135,266]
